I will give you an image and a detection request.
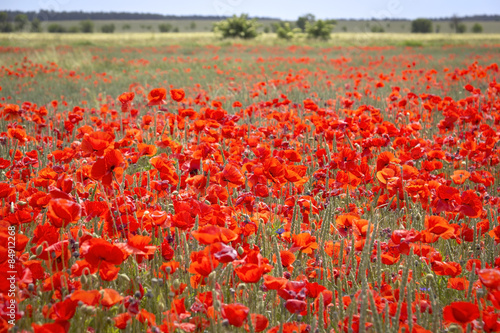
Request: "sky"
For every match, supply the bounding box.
[1,0,499,20]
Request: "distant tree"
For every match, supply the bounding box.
[306,19,334,40]
[472,23,483,33]
[450,15,461,33]
[214,14,260,39]
[14,14,28,31]
[159,23,172,32]
[101,23,115,33]
[47,23,66,33]
[172,26,179,33]
[341,26,347,32]
[296,14,315,32]
[68,26,79,33]
[456,23,467,33]
[30,18,42,32]
[122,24,131,30]
[371,25,385,33]
[276,22,294,40]
[190,21,196,30]
[411,18,433,33]
[435,24,441,33]
[263,26,270,33]
[80,20,94,33]
[0,11,13,33]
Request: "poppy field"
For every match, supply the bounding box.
[1,41,500,333]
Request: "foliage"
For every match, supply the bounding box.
[79,20,94,33]
[14,14,28,31]
[306,19,334,40]
[30,18,42,32]
[101,23,115,33]
[0,12,13,33]
[276,22,295,40]
[158,23,172,33]
[371,25,385,33]
[214,14,260,39]
[296,13,315,32]
[411,18,433,33]
[456,23,467,33]
[472,23,483,33]
[47,23,66,33]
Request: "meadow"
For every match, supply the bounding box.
[1,34,500,332]
[36,19,500,34]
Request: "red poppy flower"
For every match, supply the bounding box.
[170,89,185,102]
[222,163,245,186]
[478,268,500,290]
[147,88,167,106]
[221,303,249,327]
[47,198,81,228]
[443,301,479,325]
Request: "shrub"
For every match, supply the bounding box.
[14,14,28,31]
[306,19,334,40]
[122,24,131,30]
[371,25,385,33]
[214,14,260,39]
[47,23,66,33]
[472,23,483,33]
[296,14,315,32]
[276,22,294,40]
[159,23,172,33]
[457,23,467,33]
[80,20,94,33]
[411,18,433,33]
[30,18,42,32]
[101,24,115,33]
[0,12,13,33]
[68,26,79,33]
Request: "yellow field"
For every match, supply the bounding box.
[2,32,500,47]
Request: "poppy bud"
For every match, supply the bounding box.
[237,247,244,255]
[237,283,247,291]
[35,245,43,256]
[173,279,180,290]
[208,272,217,285]
[118,274,130,282]
[311,222,317,230]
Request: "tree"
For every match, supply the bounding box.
[411,18,433,33]
[371,24,385,33]
[0,11,13,33]
[456,23,467,33]
[214,14,260,39]
[30,17,42,32]
[14,14,28,31]
[306,19,334,40]
[472,23,483,33]
[47,23,66,33]
[80,20,94,33]
[159,23,172,32]
[296,14,315,32]
[450,15,461,33]
[101,23,115,33]
[276,22,294,40]
[190,21,196,30]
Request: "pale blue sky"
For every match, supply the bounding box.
[1,0,499,20]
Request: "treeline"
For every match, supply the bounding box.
[0,10,278,21]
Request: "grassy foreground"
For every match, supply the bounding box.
[0,37,500,333]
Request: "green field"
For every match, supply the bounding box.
[33,18,500,34]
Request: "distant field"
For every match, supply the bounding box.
[2,32,500,48]
[36,18,500,34]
